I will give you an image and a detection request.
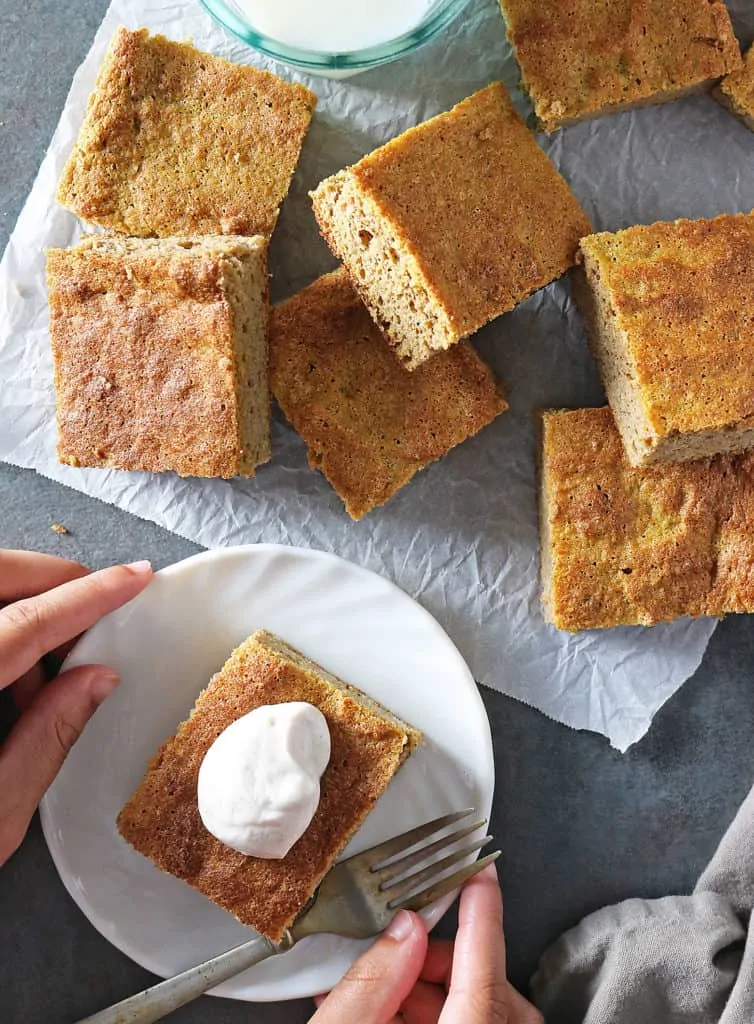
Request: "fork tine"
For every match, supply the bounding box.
[375,819,486,884]
[389,850,501,912]
[363,809,476,870]
[382,836,492,901]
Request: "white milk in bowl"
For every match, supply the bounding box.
[235,0,432,54]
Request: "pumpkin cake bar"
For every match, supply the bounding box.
[311,83,590,370]
[539,407,754,632]
[715,44,754,132]
[577,213,754,467]
[499,0,742,133]
[269,269,508,519]
[57,27,317,237]
[118,630,422,942]
[47,233,270,478]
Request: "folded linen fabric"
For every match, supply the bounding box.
[532,782,754,1023]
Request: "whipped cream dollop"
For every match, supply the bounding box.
[197,702,331,859]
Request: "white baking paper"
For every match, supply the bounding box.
[2,0,753,751]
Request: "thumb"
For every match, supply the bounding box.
[0,664,119,865]
[311,911,428,1024]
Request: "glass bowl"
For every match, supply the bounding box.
[198,0,473,77]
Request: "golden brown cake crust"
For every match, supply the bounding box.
[117,630,421,942]
[57,27,317,237]
[717,44,754,129]
[269,269,508,519]
[499,0,742,132]
[351,83,591,334]
[579,214,754,444]
[540,407,754,631]
[47,234,269,478]
[311,83,591,364]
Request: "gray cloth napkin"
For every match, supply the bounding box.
[531,782,754,1023]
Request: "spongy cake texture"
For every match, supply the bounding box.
[269,269,508,519]
[57,27,317,237]
[311,83,590,369]
[499,0,742,132]
[117,630,422,942]
[578,213,754,467]
[540,408,754,632]
[46,234,270,478]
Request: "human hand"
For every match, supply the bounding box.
[0,549,153,866]
[311,863,543,1023]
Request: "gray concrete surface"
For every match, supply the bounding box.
[3,3,754,1022]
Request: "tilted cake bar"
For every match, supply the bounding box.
[58,27,317,237]
[716,44,754,132]
[269,269,508,518]
[577,213,754,467]
[311,83,590,370]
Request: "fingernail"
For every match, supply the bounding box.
[125,560,152,575]
[386,910,414,941]
[91,671,120,705]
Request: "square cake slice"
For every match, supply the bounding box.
[117,630,422,942]
[539,407,754,632]
[270,269,508,518]
[499,0,742,133]
[577,214,754,467]
[715,44,754,131]
[310,83,590,370]
[47,234,270,478]
[57,27,316,237]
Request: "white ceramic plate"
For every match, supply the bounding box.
[40,545,494,1002]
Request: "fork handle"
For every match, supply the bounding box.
[76,933,292,1023]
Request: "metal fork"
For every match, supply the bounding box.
[78,808,499,1024]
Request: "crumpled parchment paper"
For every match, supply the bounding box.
[2,0,753,751]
